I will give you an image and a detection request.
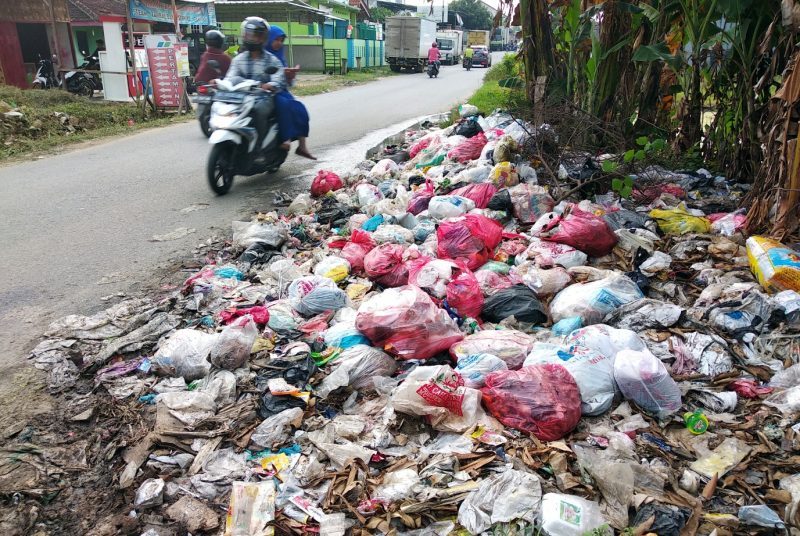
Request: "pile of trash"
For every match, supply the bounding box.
[23,107,800,535]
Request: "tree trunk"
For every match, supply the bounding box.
[520,0,555,120]
[675,61,703,150]
[591,0,633,121]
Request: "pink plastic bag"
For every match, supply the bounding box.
[481,364,582,441]
[356,285,464,360]
[449,183,499,209]
[407,180,435,215]
[539,207,617,257]
[364,244,420,287]
[446,267,484,319]
[450,329,536,369]
[509,183,555,223]
[475,270,514,296]
[437,214,503,270]
[341,229,375,273]
[447,132,488,163]
[310,170,343,197]
[409,136,434,158]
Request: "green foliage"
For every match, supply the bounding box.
[369,6,394,23]
[448,0,493,30]
[612,176,634,198]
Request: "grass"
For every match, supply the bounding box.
[0,85,190,162]
[292,67,397,97]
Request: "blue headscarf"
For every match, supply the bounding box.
[266,25,287,66]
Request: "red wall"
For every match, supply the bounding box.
[0,21,28,88]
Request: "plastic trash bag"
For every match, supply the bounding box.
[314,256,351,282]
[493,136,518,163]
[288,276,347,316]
[459,103,479,117]
[355,183,383,208]
[511,263,571,296]
[451,330,536,370]
[649,203,711,235]
[310,170,343,197]
[447,132,487,163]
[488,161,519,188]
[540,493,611,536]
[370,158,399,177]
[475,269,513,296]
[747,236,800,293]
[457,469,542,535]
[525,344,618,416]
[482,284,548,325]
[408,258,458,298]
[340,229,375,273]
[316,196,356,226]
[232,220,289,249]
[457,164,493,184]
[538,207,617,257]
[364,243,417,287]
[250,407,303,448]
[481,364,582,440]
[455,353,509,388]
[614,348,682,418]
[372,224,415,245]
[437,214,503,270]
[287,193,313,216]
[550,274,644,326]
[446,268,484,319]
[210,316,258,370]
[602,209,653,231]
[390,365,487,432]
[566,324,647,359]
[428,195,476,220]
[407,180,435,215]
[517,238,588,269]
[316,345,398,397]
[509,183,555,223]
[322,321,370,350]
[356,285,463,360]
[449,183,498,209]
[152,329,217,381]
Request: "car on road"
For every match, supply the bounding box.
[471,46,492,68]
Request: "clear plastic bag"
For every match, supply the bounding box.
[540,493,611,536]
[488,161,519,188]
[314,256,351,282]
[457,469,542,534]
[408,258,457,298]
[509,183,555,223]
[369,158,400,177]
[232,220,289,249]
[372,224,415,245]
[517,238,588,269]
[481,364,582,440]
[614,348,682,418]
[322,322,370,350]
[437,214,503,271]
[316,344,398,397]
[455,353,508,388]
[250,407,304,448]
[550,274,644,326]
[511,263,571,296]
[152,329,217,381]
[288,276,348,316]
[451,329,535,370]
[356,285,463,360]
[428,195,476,220]
[355,183,384,208]
[210,316,258,370]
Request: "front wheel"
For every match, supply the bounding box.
[76,79,94,97]
[207,143,236,195]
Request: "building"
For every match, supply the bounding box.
[68,0,128,64]
[215,0,384,72]
[0,0,74,88]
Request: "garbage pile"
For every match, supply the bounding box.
[25,106,800,535]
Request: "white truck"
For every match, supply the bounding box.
[385,16,438,73]
[436,30,464,65]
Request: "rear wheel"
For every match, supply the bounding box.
[390,64,401,72]
[199,107,211,138]
[207,143,236,195]
[76,79,94,97]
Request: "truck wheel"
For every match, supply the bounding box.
[390,65,401,73]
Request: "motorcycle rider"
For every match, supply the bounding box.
[224,17,286,148]
[195,29,231,83]
[427,41,441,74]
[463,45,474,67]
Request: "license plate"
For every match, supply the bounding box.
[193,95,212,103]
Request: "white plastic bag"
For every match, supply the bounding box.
[550,274,644,326]
[210,316,258,370]
[372,224,415,245]
[540,493,611,536]
[152,329,217,381]
[288,276,347,316]
[369,158,399,177]
[314,256,351,282]
[410,259,458,298]
[355,183,384,208]
[450,330,536,370]
[232,220,289,249]
[518,238,588,269]
[614,349,682,418]
[316,345,398,398]
[428,196,476,220]
[287,193,313,216]
[457,469,542,535]
[511,262,571,296]
[455,353,508,388]
[250,407,303,448]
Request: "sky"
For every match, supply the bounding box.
[401,0,501,10]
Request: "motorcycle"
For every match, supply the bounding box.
[427,61,440,78]
[206,67,288,195]
[64,53,101,97]
[194,60,222,138]
[32,55,60,89]
[463,56,472,71]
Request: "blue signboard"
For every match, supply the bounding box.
[129,0,217,26]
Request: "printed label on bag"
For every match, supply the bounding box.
[416,369,465,416]
[559,500,582,525]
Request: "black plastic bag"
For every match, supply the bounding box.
[602,209,652,231]
[455,120,482,138]
[255,356,318,391]
[625,270,650,293]
[486,189,513,212]
[482,284,547,324]
[384,150,410,164]
[238,242,281,265]
[408,175,426,188]
[316,196,355,226]
[631,504,690,536]
[258,392,307,419]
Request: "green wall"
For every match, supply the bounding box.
[71,26,104,64]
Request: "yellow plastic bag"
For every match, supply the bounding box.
[649,203,711,235]
[489,161,519,188]
[746,235,800,293]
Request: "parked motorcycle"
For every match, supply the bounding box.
[64,53,101,97]
[206,67,287,195]
[427,61,440,78]
[462,56,472,71]
[32,55,60,90]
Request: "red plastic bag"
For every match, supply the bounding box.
[539,207,617,257]
[446,267,484,319]
[437,214,503,270]
[310,170,343,197]
[728,379,773,399]
[407,180,435,215]
[447,132,487,163]
[481,364,582,441]
[449,183,498,209]
[364,243,420,287]
[356,285,464,360]
[341,229,376,273]
[219,306,270,325]
[409,136,434,158]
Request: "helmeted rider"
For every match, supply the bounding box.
[224,17,286,147]
[195,29,231,83]
[428,41,441,71]
[463,45,474,66]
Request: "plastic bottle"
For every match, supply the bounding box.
[684,410,709,435]
[540,493,611,536]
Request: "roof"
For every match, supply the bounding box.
[68,0,127,22]
[215,0,345,23]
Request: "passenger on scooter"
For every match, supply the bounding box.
[428,41,441,72]
[265,25,316,160]
[195,29,231,83]
[224,17,286,147]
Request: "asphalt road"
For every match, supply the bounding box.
[0,59,494,422]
